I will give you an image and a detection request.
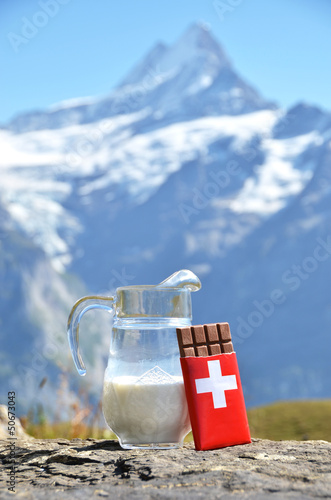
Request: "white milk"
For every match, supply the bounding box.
[102,375,191,445]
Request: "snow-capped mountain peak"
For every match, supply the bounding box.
[119,23,231,89]
[170,22,230,66]
[7,23,273,134]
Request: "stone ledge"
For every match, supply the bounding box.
[0,437,330,499]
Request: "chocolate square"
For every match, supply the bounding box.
[204,323,218,343]
[217,323,232,342]
[192,325,206,345]
[196,345,208,357]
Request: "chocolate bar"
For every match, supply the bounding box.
[176,323,234,358]
[177,322,251,451]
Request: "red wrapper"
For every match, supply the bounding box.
[180,352,251,451]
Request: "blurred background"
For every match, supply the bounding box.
[0,0,330,440]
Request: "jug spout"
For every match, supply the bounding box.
[158,269,201,292]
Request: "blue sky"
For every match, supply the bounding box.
[1,0,331,124]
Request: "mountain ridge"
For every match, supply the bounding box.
[6,23,274,134]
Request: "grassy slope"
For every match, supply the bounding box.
[247,400,331,441]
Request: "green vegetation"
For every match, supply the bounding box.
[22,419,115,440]
[247,400,331,441]
[22,400,331,442]
[21,402,116,440]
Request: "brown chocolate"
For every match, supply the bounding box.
[209,344,222,355]
[192,325,206,345]
[176,323,234,357]
[221,341,234,353]
[204,323,218,343]
[196,345,209,357]
[217,322,232,341]
[183,346,196,357]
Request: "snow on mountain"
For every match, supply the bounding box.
[1,23,331,413]
[230,131,320,215]
[0,105,319,272]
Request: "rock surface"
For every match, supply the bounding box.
[0,438,330,499]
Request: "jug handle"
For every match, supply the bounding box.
[67,295,114,376]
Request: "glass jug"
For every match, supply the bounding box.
[67,270,201,449]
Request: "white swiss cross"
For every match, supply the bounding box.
[195,360,238,409]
